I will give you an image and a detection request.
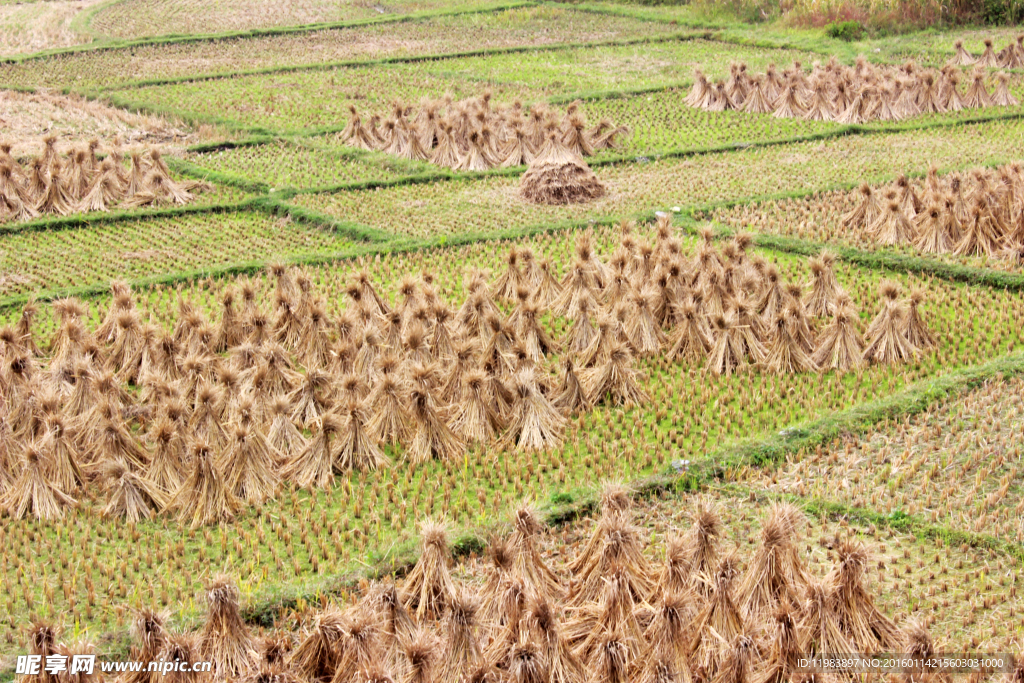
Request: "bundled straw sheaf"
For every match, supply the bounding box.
[0,216,931,525]
[337,94,627,172]
[0,137,211,223]
[520,132,606,206]
[91,491,932,683]
[686,56,1018,124]
[947,35,1024,69]
[840,163,1024,263]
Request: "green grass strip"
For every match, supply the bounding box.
[705,31,823,55]
[66,0,122,45]
[0,198,253,238]
[99,91,276,135]
[287,136,443,175]
[564,1,734,29]
[679,482,1024,564]
[183,136,278,154]
[253,196,398,243]
[781,493,1024,562]
[164,157,271,194]
[732,229,1024,290]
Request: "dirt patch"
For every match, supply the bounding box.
[0,271,33,293]
[0,89,196,158]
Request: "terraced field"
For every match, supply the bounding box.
[0,7,682,92]
[283,117,1024,238]
[711,183,1024,274]
[4,225,1022,644]
[744,377,1024,541]
[2,1,1024,678]
[182,140,431,191]
[102,38,824,134]
[0,211,354,301]
[86,0,518,40]
[0,0,103,57]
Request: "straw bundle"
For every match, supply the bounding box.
[762,310,818,375]
[688,556,744,675]
[335,400,388,472]
[509,506,563,602]
[167,440,241,528]
[221,425,281,504]
[842,163,1024,258]
[404,520,458,621]
[520,134,606,206]
[0,140,208,224]
[339,95,625,173]
[201,575,259,678]
[501,370,566,452]
[292,607,348,683]
[283,413,342,490]
[688,57,1014,123]
[1,444,77,520]
[99,460,167,523]
[948,39,977,66]
[827,540,903,652]
[902,289,936,349]
[582,343,648,407]
[439,589,485,682]
[863,282,917,365]
[567,509,654,608]
[408,386,465,464]
[750,602,803,683]
[736,503,808,621]
[157,632,205,683]
[125,609,169,683]
[811,301,865,372]
[799,577,857,659]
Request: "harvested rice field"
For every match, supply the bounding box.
[711,179,1024,274]
[3,1,1024,680]
[0,211,352,300]
[0,89,197,158]
[742,376,1024,541]
[0,7,683,92]
[285,117,1024,238]
[86,0,517,41]
[0,0,104,58]
[182,141,429,192]
[102,38,825,135]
